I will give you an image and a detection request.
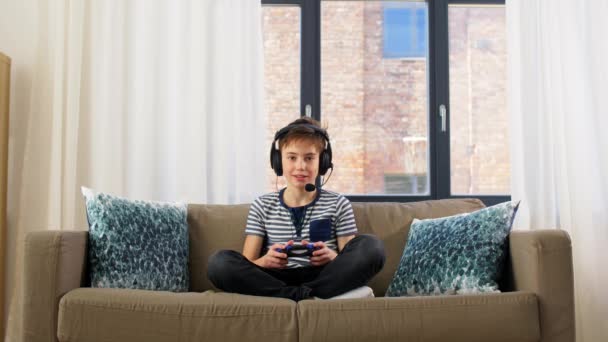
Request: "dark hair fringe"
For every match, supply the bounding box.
[279,117,328,151]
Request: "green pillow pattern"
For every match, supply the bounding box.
[82,187,189,292]
[386,201,519,297]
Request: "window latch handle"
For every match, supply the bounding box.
[439,104,447,132]
[305,104,312,118]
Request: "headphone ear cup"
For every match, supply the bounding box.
[318,151,328,175]
[270,143,283,176]
[319,146,333,175]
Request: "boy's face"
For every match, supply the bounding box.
[281,138,320,190]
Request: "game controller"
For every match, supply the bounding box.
[275,243,319,257]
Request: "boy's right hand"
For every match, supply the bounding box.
[254,241,292,269]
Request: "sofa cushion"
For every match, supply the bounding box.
[58,288,298,342]
[82,187,189,291]
[386,201,519,297]
[350,198,486,295]
[187,203,251,292]
[297,292,539,342]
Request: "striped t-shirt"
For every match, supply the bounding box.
[245,189,358,268]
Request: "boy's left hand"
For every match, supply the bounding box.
[301,240,337,266]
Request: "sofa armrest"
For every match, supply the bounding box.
[508,229,575,342]
[23,230,88,342]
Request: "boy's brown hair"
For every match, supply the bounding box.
[277,117,327,152]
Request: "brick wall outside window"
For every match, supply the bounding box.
[263,3,508,196]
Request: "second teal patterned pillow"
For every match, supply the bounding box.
[82,187,189,292]
[386,201,519,297]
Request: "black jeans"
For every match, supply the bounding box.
[207,234,386,301]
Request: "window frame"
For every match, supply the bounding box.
[261,0,509,206]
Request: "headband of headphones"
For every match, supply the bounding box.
[273,123,329,148]
[269,123,333,176]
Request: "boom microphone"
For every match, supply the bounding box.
[305,183,316,192]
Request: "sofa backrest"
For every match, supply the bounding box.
[187,198,485,295]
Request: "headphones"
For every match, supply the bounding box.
[270,123,333,176]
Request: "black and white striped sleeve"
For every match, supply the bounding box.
[334,195,358,237]
[245,197,267,237]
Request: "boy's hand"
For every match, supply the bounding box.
[254,241,293,269]
[301,240,337,266]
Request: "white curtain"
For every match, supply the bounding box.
[0,0,266,339]
[507,1,608,341]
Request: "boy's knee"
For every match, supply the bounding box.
[355,234,386,269]
[207,250,240,283]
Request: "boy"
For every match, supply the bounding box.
[207,118,385,301]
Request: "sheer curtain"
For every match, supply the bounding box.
[1,0,266,339]
[507,1,608,341]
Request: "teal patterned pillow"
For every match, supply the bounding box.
[386,201,519,297]
[82,187,189,292]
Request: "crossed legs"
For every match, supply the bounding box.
[207,234,385,301]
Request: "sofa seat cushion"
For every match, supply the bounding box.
[58,288,298,342]
[297,291,540,342]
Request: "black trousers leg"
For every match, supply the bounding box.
[207,250,317,301]
[302,234,386,298]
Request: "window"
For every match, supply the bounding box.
[261,0,509,206]
[261,5,301,192]
[383,4,428,59]
[321,1,429,196]
[448,4,508,195]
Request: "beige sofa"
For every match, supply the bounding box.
[22,198,575,342]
